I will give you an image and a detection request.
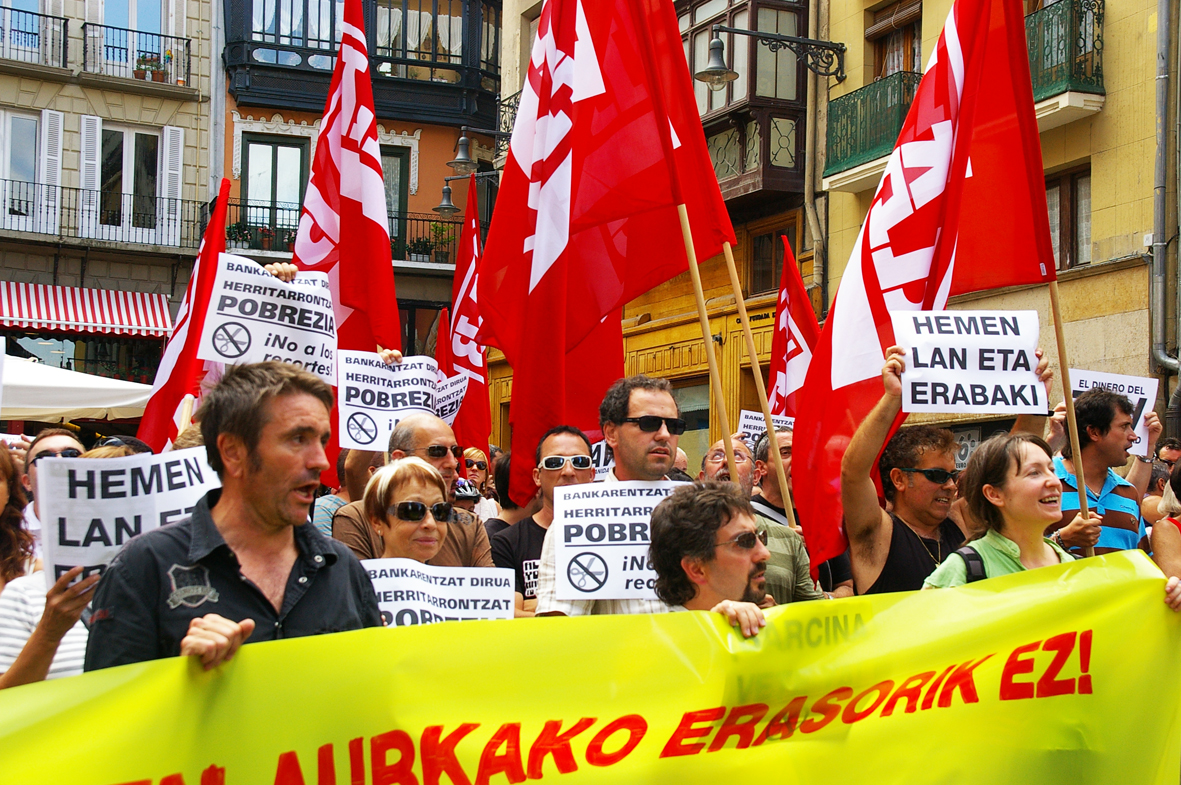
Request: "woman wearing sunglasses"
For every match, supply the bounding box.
[364,458,453,563]
[924,433,1181,612]
[463,448,500,521]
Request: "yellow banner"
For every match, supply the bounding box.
[1,550,1179,785]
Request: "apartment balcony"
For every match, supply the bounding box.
[0,7,67,71]
[0,179,204,250]
[822,70,920,192]
[221,199,476,270]
[80,23,195,97]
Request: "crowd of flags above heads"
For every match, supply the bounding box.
[140,0,1060,564]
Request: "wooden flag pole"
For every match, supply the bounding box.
[677,204,737,481]
[178,394,196,434]
[1049,279,1094,558]
[721,242,798,530]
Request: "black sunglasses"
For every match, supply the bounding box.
[899,467,960,484]
[413,444,463,459]
[540,455,593,471]
[620,416,687,435]
[717,529,769,550]
[30,448,82,466]
[388,501,452,522]
[465,459,487,470]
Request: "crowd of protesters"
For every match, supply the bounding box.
[1,343,1180,686]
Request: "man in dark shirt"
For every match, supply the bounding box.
[492,426,594,616]
[84,362,382,671]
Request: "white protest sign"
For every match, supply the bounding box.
[1070,369,1160,457]
[554,481,684,600]
[38,448,221,588]
[361,558,514,626]
[197,253,336,383]
[736,409,793,441]
[337,353,469,450]
[588,440,615,480]
[891,310,1044,415]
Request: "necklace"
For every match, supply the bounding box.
[898,514,943,565]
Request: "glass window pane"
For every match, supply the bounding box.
[672,382,711,472]
[744,118,760,171]
[770,117,796,167]
[136,0,160,33]
[707,127,740,180]
[383,152,402,214]
[105,0,130,29]
[694,0,727,24]
[274,146,302,205]
[693,29,709,114]
[247,142,274,224]
[776,11,797,99]
[752,231,774,293]
[1074,174,1091,265]
[678,12,690,31]
[100,129,123,227]
[731,8,748,101]
[1045,183,1061,268]
[9,116,37,183]
[132,132,158,228]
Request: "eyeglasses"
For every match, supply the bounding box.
[540,455,593,471]
[1162,459,1177,469]
[620,416,687,435]
[388,501,452,522]
[898,467,960,485]
[412,444,463,460]
[717,529,769,550]
[465,459,487,471]
[705,450,750,464]
[30,448,82,466]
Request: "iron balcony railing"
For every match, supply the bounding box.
[81,22,191,87]
[222,200,474,265]
[1026,0,1104,102]
[0,178,203,247]
[824,70,922,177]
[496,89,520,158]
[0,6,66,68]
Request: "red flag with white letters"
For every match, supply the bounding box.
[447,176,492,461]
[767,237,819,420]
[479,0,735,504]
[793,0,1056,579]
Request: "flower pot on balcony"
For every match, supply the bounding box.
[433,250,450,265]
[409,253,429,263]
[261,236,273,251]
[151,70,166,82]
[134,69,146,80]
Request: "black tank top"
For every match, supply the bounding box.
[864,514,963,594]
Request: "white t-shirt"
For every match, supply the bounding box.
[23,507,42,560]
[0,572,88,680]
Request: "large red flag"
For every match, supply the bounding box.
[479,0,736,504]
[447,176,492,461]
[292,0,398,485]
[137,179,230,451]
[767,237,819,420]
[793,0,1056,576]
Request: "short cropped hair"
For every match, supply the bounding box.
[387,419,419,456]
[26,428,82,466]
[197,361,334,477]
[878,425,956,502]
[336,448,350,483]
[363,457,449,525]
[649,480,754,607]
[493,450,517,510]
[170,426,204,451]
[961,433,1054,535]
[1062,388,1134,459]
[1158,437,1181,458]
[534,425,592,464]
[754,427,792,463]
[599,375,678,429]
[1150,459,1171,494]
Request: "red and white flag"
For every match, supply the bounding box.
[767,237,819,420]
[292,0,399,485]
[793,0,1056,575]
[138,179,231,451]
[479,0,735,504]
[292,0,399,355]
[447,176,492,461]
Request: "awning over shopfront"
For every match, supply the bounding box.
[1,356,152,421]
[0,282,173,338]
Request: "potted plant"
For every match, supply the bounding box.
[226,221,251,248]
[134,53,156,80]
[406,236,434,262]
[283,229,298,250]
[429,222,455,264]
[156,49,172,83]
[259,225,276,250]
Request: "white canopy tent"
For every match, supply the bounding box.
[1,355,152,422]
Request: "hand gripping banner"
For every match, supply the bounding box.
[1,552,1178,784]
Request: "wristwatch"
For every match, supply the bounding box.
[1136,454,1154,464]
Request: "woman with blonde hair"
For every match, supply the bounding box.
[462,447,500,521]
[365,457,453,563]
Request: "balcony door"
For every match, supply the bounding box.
[242,135,308,251]
[0,109,59,234]
[3,0,42,62]
[382,145,409,257]
[101,0,164,77]
[80,116,183,245]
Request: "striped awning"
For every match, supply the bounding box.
[0,282,173,338]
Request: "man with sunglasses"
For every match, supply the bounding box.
[535,375,682,616]
[331,414,493,568]
[842,345,1055,594]
[84,362,381,672]
[648,481,769,638]
[20,429,85,561]
[492,426,595,617]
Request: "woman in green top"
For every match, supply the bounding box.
[925,432,1181,613]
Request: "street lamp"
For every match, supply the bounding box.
[433,183,460,216]
[447,125,512,175]
[694,25,847,86]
